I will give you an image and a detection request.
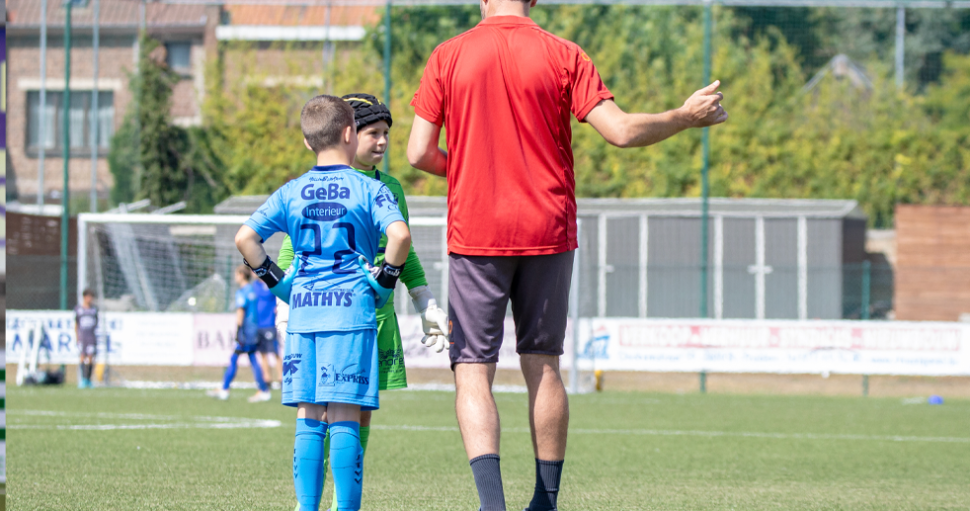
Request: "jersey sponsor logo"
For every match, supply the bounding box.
[375,190,398,209]
[283,353,302,385]
[301,183,351,201]
[302,202,348,221]
[289,290,354,309]
[319,363,369,387]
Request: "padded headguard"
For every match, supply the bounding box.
[341,93,393,130]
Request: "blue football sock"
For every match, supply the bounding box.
[329,421,363,511]
[222,353,240,391]
[247,352,269,392]
[294,418,328,511]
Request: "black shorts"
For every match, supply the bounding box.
[447,251,574,368]
[256,327,279,355]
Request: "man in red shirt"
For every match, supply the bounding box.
[408,0,727,509]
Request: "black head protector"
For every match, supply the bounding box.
[342,93,393,130]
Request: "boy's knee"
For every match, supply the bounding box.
[298,402,328,422]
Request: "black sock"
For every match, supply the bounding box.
[83,363,92,380]
[469,454,506,511]
[528,459,564,511]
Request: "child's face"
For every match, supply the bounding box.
[83,294,94,307]
[355,121,390,168]
[235,272,249,287]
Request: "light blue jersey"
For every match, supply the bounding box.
[244,164,405,334]
[235,282,261,345]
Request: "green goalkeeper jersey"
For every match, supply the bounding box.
[278,167,429,318]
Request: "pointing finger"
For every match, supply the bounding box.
[699,80,721,95]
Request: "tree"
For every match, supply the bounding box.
[108,33,228,212]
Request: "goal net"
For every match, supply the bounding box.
[77,213,452,314]
[78,213,593,391]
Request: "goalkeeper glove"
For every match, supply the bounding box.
[245,256,295,304]
[408,285,449,353]
[358,257,405,309]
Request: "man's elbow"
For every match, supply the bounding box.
[407,146,427,170]
[607,120,636,148]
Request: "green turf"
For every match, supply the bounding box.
[7,386,970,510]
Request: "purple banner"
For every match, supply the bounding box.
[1,28,6,149]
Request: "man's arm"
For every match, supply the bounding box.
[236,307,245,328]
[407,115,448,177]
[585,81,728,148]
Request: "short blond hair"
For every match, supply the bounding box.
[301,95,356,153]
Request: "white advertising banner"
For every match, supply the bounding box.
[193,313,251,367]
[7,311,969,375]
[575,319,970,376]
[6,310,194,366]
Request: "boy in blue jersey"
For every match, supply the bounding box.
[207,265,273,403]
[235,95,411,511]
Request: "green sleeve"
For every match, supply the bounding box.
[400,244,429,290]
[278,235,294,271]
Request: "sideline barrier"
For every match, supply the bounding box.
[6,311,970,376]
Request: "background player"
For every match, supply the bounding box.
[235,94,411,511]
[207,265,273,403]
[74,289,98,389]
[277,92,449,511]
[256,290,283,390]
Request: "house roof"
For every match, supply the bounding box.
[6,0,210,30]
[224,4,379,27]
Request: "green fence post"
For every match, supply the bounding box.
[861,260,871,320]
[60,0,74,310]
[698,0,712,318]
[699,371,707,393]
[382,0,392,175]
[225,255,233,312]
[862,374,869,397]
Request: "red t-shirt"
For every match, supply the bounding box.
[411,16,613,256]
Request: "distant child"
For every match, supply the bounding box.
[74,289,99,389]
[235,94,411,511]
[206,265,272,403]
[275,92,449,511]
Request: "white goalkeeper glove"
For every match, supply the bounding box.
[409,285,449,353]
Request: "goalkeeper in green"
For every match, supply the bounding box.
[277,93,448,511]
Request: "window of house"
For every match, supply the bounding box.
[165,42,192,72]
[27,90,114,153]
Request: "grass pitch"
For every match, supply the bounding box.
[7,384,970,510]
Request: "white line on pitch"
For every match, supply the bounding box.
[8,410,281,430]
[370,424,970,443]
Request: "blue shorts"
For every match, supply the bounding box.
[282,329,380,411]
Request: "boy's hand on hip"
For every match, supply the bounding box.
[269,266,296,304]
[358,257,403,309]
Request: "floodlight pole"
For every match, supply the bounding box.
[699,0,712,319]
[60,0,74,310]
[382,0,392,174]
[895,5,905,89]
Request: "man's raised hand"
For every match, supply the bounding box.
[681,80,728,128]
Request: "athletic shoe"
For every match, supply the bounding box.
[207,389,230,400]
[271,381,282,390]
[77,378,86,389]
[248,390,272,403]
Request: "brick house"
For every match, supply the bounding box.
[5,0,377,207]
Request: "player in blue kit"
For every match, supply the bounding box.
[234,95,411,511]
[208,265,273,403]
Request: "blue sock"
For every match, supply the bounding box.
[247,352,268,392]
[294,418,328,511]
[329,421,363,511]
[222,353,240,391]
